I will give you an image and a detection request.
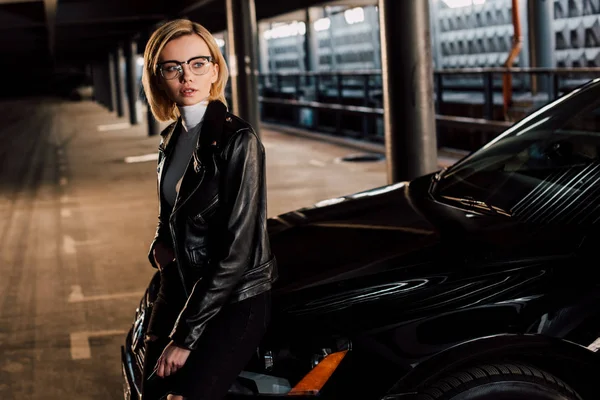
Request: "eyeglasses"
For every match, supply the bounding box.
[156,56,214,80]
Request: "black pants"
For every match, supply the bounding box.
[142,264,271,400]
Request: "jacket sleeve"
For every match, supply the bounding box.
[169,129,264,350]
[147,216,172,269]
[147,151,173,269]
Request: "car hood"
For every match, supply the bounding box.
[268,172,587,297]
[264,174,591,343]
[268,180,440,293]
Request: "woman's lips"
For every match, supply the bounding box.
[180,88,197,97]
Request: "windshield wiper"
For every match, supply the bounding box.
[440,195,512,217]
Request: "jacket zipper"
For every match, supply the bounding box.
[169,216,190,298]
[195,195,219,224]
[169,164,206,299]
[171,153,208,216]
[157,123,191,296]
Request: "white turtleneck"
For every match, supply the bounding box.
[179,99,208,132]
[162,100,209,208]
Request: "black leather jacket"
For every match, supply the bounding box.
[147,100,277,350]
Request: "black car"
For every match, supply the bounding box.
[122,79,600,400]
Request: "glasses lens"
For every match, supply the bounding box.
[189,58,211,76]
[160,63,180,80]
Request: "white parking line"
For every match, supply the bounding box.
[70,330,127,359]
[309,159,326,167]
[124,153,159,164]
[97,122,131,132]
[63,235,76,254]
[62,236,98,254]
[68,285,144,303]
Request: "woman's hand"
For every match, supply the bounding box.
[155,340,191,378]
[153,241,175,270]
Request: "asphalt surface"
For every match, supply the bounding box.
[0,97,454,399]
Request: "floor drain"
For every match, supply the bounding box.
[339,153,385,163]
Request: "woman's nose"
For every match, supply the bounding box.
[180,63,194,82]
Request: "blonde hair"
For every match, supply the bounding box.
[142,19,229,122]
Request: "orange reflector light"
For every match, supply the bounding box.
[287,350,348,396]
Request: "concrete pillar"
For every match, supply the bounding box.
[91,64,101,105]
[304,7,321,100]
[113,46,125,118]
[304,8,315,75]
[147,108,160,136]
[136,30,160,137]
[225,0,260,134]
[108,53,117,112]
[530,0,555,93]
[124,39,139,125]
[378,0,438,183]
[92,63,110,108]
[104,62,112,109]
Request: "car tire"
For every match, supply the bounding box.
[416,362,582,400]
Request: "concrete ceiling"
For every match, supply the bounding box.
[0,0,377,69]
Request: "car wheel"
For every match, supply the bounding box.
[417,362,582,400]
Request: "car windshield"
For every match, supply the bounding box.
[432,80,600,224]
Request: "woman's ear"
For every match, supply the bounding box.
[211,63,219,84]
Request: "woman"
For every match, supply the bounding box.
[140,18,277,400]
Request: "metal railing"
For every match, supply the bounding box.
[433,67,600,119]
[256,67,600,151]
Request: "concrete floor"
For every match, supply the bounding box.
[0,97,455,399]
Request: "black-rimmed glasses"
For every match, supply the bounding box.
[156,56,213,80]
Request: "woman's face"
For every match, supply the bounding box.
[157,34,219,106]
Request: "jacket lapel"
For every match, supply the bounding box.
[157,119,181,211]
[170,100,227,216]
[197,100,227,149]
[159,119,181,153]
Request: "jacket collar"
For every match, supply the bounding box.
[196,99,227,152]
[160,100,228,154]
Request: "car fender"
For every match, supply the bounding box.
[384,333,600,398]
